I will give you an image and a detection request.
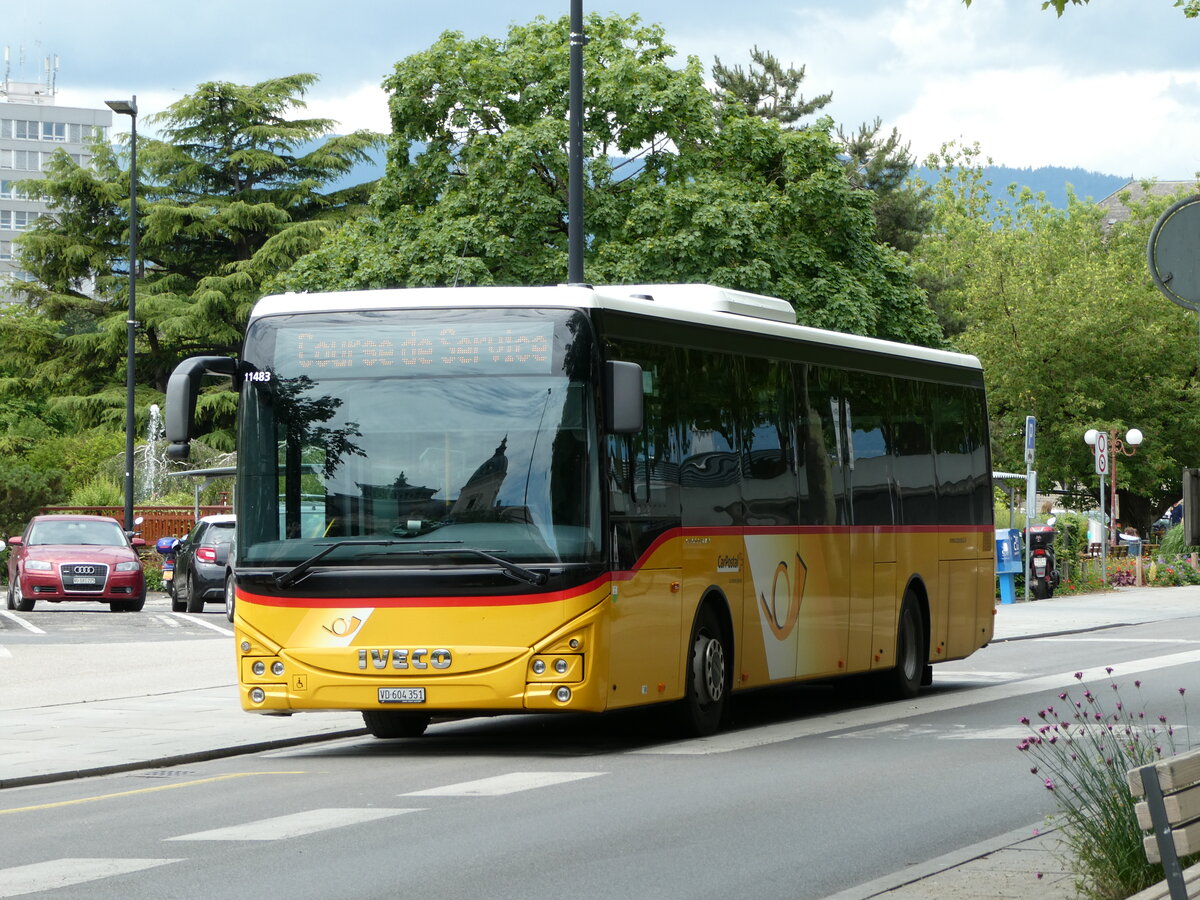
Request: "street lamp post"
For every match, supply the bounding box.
[105,97,138,532]
[1084,427,1144,584]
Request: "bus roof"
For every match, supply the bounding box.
[251,284,981,372]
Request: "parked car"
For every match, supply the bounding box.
[172,514,235,613]
[6,514,146,612]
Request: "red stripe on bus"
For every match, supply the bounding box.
[240,522,992,609]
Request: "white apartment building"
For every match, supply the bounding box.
[0,69,111,303]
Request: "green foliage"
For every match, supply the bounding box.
[1157,523,1198,557]
[1019,674,1194,900]
[915,143,1200,530]
[278,14,944,348]
[711,46,831,126]
[1054,512,1091,563]
[1148,558,1200,586]
[0,463,64,538]
[9,73,383,454]
[68,477,124,507]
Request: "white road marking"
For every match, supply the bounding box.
[934,671,1025,683]
[169,613,234,636]
[401,771,605,797]
[156,615,181,628]
[0,646,10,658]
[833,722,1186,742]
[166,807,420,841]
[1030,637,1200,644]
[0,858,182,897]
[0,612,44,635]
[633,649,1200,755]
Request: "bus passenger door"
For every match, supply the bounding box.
[604,353,685,709]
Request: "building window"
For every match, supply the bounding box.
[0,241,11,260]
[0,150,44,171]
[0,210,40,231]
[0,180,28,200]
[41,121,67,142]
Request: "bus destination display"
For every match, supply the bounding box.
[274,321,554,375]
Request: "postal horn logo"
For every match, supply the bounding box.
[759,554,807,640]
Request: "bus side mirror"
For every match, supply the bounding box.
[606,361,643,435]
[165,355,239,460]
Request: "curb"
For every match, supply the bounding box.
[821,822,1058,899]
[0,728,367,791]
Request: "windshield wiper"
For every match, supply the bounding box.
[273,539,452,588]
[273,540,547,588]
[418,547,548,586]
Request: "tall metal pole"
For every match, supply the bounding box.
[567,0,586,284]
[107,97,138,531]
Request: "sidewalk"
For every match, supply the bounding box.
[3,587,1200,898]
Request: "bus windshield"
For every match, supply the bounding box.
[236,307,601,569]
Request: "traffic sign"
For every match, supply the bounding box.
[1094,431,1109,476]
[1025,416,1036,467]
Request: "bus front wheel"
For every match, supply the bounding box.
[678,603,730,737]
[883,595,926,700]
[362,710,431,739]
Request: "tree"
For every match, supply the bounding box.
[711,46,831,126]
[915,143,1200,529]
[838,118,932,253]
[11,74,382,456]
[278,14,944,348]
[962,0,1199,17]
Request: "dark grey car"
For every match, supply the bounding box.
[172,514,235,613]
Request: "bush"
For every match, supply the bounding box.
[1019,671,1195,899]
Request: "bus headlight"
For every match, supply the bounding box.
[532,659,546,675]
[250,688,266,704]
[252,661,266,676]
[555,686,572,703]
[271,661,285,676]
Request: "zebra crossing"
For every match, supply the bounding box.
[0,771,606,897]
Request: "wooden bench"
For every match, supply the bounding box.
[1127,750,1200,899]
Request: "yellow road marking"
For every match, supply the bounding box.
[0,771,305,816]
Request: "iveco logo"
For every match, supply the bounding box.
[72,565,97,575]
[358,648,452,671]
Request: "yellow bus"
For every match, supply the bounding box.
[165,284,995,738]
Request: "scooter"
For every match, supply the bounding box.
[155,536,182,611]
[1026,524,1060,600]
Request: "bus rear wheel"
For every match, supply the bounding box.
[362,710,431,739]
[678,603,730,737]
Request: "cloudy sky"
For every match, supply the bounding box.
[3,0,1197,178]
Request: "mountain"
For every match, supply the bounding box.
[910,164,1128,208]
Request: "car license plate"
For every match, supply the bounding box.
[378,687,426,704]
[73,576,97,584]
[162,571,173,581]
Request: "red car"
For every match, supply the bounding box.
[6,514,147,612]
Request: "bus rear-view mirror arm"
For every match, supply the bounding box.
[165,355,239,461]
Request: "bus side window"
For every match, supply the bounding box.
[798,365,847,526]
[740,357,797,527]
[680,349,739,527]
[892,379,938,525]
[845,372,895,527]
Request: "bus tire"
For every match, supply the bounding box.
[678,603,730,737]
[884,594,926,700]
[362,710,431,739]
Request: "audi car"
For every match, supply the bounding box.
[6,514,147,612]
